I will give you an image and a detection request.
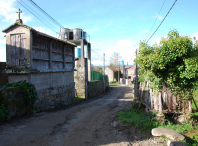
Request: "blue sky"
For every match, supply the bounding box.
[0,0,198,66]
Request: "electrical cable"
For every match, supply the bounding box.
[128,52,136,63]
[28,0,64,29]
[145,0,166,41]
[146,0,177,43]
[16,0,59,34]
[91,49,103,60]
[19,0,60,31]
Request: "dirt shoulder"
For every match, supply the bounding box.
[0,85,167,146]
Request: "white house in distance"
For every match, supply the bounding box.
[105,67,120,82]
[125,66,139,81]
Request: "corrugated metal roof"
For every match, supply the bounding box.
[2,22,76,47]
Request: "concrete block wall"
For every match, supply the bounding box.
[87,81,108,98]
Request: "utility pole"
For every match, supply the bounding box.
[118,61,120,84]
[135,49,138,99]
[103,53,105,92]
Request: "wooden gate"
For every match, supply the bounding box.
[10,34,25,66]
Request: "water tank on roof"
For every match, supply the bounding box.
[73,28,82,40]
[83,32,87,40]
[60,28,70,41]
[121,60,124,65]
[73,28,87,40]
[75,48,81,58]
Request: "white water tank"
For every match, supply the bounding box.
[73,28,82,40]
[60,28,70,41]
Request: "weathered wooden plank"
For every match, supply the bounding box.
[173,95,177,112]
[154,93,159,111]
[150,88,153,110]
[11,35,16,66]
[159,91,162,114]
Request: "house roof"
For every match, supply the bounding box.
[2,22,76,47]
[125,66,139,70]
[106,66,120,71]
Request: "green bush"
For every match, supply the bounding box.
[0,80,38,121]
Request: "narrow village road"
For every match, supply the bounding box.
[0,85,166,146]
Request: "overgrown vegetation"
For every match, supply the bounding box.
[0,80,37,121]
[118,108,198,145]
[135,29,198,101]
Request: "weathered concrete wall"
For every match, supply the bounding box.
[87,81,108,98]
[0,62,8,86]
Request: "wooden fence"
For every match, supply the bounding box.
[137,80,195,113]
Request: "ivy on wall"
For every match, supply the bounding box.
[0,80,37,121]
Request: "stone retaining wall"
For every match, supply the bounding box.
[1,82,75,118]
[87,81,108,98]
[35,82,75,111]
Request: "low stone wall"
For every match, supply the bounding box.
[35,82,75,111]
[87,81,108,98]
[0,62,8,86]
[0,82,75,118]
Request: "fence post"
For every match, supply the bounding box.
[159,91,162,115]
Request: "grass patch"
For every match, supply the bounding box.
[118,108,198,145]
[109,82,117,85]
[118,109,161,132]
[75,96,84,101]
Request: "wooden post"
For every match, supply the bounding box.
[192,97,198,111]
[150,88,153,110]
[159,91,162,114]
[103,53,105,92]
[189,100,192,113]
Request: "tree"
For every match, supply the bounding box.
[135,29,198,101]
[109,52,122,67]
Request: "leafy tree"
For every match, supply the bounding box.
[135,29,198,100]
[109,52,122,67]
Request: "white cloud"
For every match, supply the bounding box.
[0,0,31,23]
[140,30,149,34]
[156,13,164,20]
[0,48,6,62]
[117,39,135,48]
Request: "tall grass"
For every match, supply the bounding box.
[118,108,198,145]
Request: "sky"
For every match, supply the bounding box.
[0,0,198,66]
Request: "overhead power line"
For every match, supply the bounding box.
[128,51,136,63]
[28,0,64,29]
[146,0,177,43]
[16,0,59,34]
[91,49,103,60]
[146,0,167,41]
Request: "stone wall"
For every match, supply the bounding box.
[35,82,75,111]
[0,62,8,86]
[0,82,75,118]
[4,71,75,113]
[87,81,108,98]
[74,58,88,99]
